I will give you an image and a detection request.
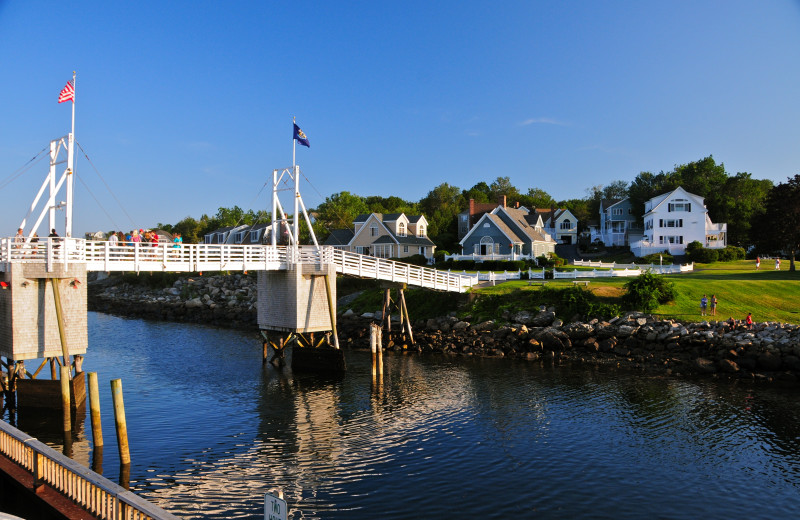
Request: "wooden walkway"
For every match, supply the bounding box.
[0,419,178,520]
[0,238,475,293]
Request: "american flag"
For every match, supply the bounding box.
[58,80,74,103]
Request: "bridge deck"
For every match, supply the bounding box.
[0,238,475,293]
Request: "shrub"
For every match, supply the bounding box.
[623,271,676,313]
[433,250,449,262]
[390,254,428,266]
[696,248,719,263]
[640,252,673,265]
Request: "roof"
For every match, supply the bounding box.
[501,207,550,243]
[324,229,355,246]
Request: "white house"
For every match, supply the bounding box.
[534,208,579,245]
[630,186,726,257]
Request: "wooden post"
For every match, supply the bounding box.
[88,372,103,447]
[110,379,131,465]
[400,289,415,345]
[370,323,378,378]
[323,274,340,349]
[51,279,71,373]
[49,358,57,380]
[74,355,83,374]
[60,366,71,432]
[377,326,383,376]
[385,289,392,334]
[262,341,269,365]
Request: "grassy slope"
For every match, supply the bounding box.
[473,259,800,324]
[341,259,800,325]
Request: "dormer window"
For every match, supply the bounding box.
[250,229,262,242]
[417,224,425,237]
[398,222,406,237]
[668,199,691,212]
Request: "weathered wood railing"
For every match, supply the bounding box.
[0,420,179,520]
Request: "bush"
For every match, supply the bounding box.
[433,250,449,262]
[390,254,428,266]
[536,253,566,268]
[623,271,676,313]
[640,252,673,265]
[696,248,719,263]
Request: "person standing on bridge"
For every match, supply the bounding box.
[172,232,182,259]
[13,228,24,258]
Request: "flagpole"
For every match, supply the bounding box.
[65,70,76,237]
[292,117,296,168]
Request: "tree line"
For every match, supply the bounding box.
[154,155,788,258]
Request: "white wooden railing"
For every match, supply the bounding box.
[0,419,179,520]
[443,252,535,263]
[0,238,475,293]
[554,263,693,279]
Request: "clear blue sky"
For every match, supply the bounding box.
[1,1,799,236]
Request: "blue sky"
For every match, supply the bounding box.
[1,1,799,236]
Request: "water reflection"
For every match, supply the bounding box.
[7,313,800,519]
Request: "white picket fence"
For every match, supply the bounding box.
[554,263,693,279]
[573,259,694,273]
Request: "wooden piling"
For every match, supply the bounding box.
[323,274,340,349]
[51,279,71,371]
[110,379,131,465]
[370,323,378,378]
[60,367,71,432]
[88,372,103,447]
[399,289,415,345]
[377,326,383,376]
[49,358,57,380]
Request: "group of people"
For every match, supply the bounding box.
[755,256,781,270]
[107,229,183,257]
[11,227,63,258]
[699,294,718,316]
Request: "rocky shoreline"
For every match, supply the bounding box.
[89,274,800,384]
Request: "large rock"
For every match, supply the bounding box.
[531,310,556,327]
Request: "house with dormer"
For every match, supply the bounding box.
[458,205,555,258]
[630,186,726,256]
[534,208,579,245]
[324,212,436,260]
[588,198,643,246]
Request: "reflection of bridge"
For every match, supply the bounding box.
[0,239,475,292]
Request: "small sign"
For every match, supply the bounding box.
[264,491,287,520]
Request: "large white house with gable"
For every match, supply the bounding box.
[630,186,727,257]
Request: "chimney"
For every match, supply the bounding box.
[515,201,520,209]
[498,195,507,207]
[469,199,476,216]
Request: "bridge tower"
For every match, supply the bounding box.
[257,156,343,373]
[1,125,87,417]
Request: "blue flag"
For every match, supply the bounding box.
[293,123,310,148]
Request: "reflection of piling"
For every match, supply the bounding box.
[88,372,103,447]
[92,446,104,475]
[110,379,130,465]
[119,463,130,490]
[59,367,71,432]
[370,323,383,379]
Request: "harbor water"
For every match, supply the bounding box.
[10,312,800,519]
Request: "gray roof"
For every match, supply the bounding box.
[324,229,355,246]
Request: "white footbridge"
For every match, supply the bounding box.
[0,239,475,292]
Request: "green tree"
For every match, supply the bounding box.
[755,174,800,271]
[489,176,521,202]
[628,170,679,219]
[419,183,464,250]
[463,181,491,203]
[520,187,556,209]
[558,198,592,231]
[715,173,773,246]
[314,191,369,231]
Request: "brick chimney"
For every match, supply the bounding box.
[498,195,507,208]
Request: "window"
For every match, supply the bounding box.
[659,235,684,244]
[628,208,633,214]
[612,208,623,216]
[559,219,572,230]
[419,246,426,256]
[659,219,683,228]
[645,220,653,230]
[668,199,691,212]
[611,222,626,233]
[355,246,368,255]
[374,245,392,258]
[418,225,426,237]
[398,222,406,237]
[250,229,262,242]
[370,224,378,237]
[233,232,245,243]
[403,245,409,253]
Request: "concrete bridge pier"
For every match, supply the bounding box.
[257,262,345,374]
[0,262,88,423]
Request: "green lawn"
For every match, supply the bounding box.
[473,259,800,325]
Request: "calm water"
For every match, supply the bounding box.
[11,312,800,519]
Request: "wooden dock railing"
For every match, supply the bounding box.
[0,420,179,520]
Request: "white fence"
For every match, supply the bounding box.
[573,259,694,273]
[0,238,476,293]
[443,253,535,263]
[554,263,693,279]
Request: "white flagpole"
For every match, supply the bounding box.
[65,71,76,237]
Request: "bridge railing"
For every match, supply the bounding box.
[0,419,179,520]
[332,249,476,292]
